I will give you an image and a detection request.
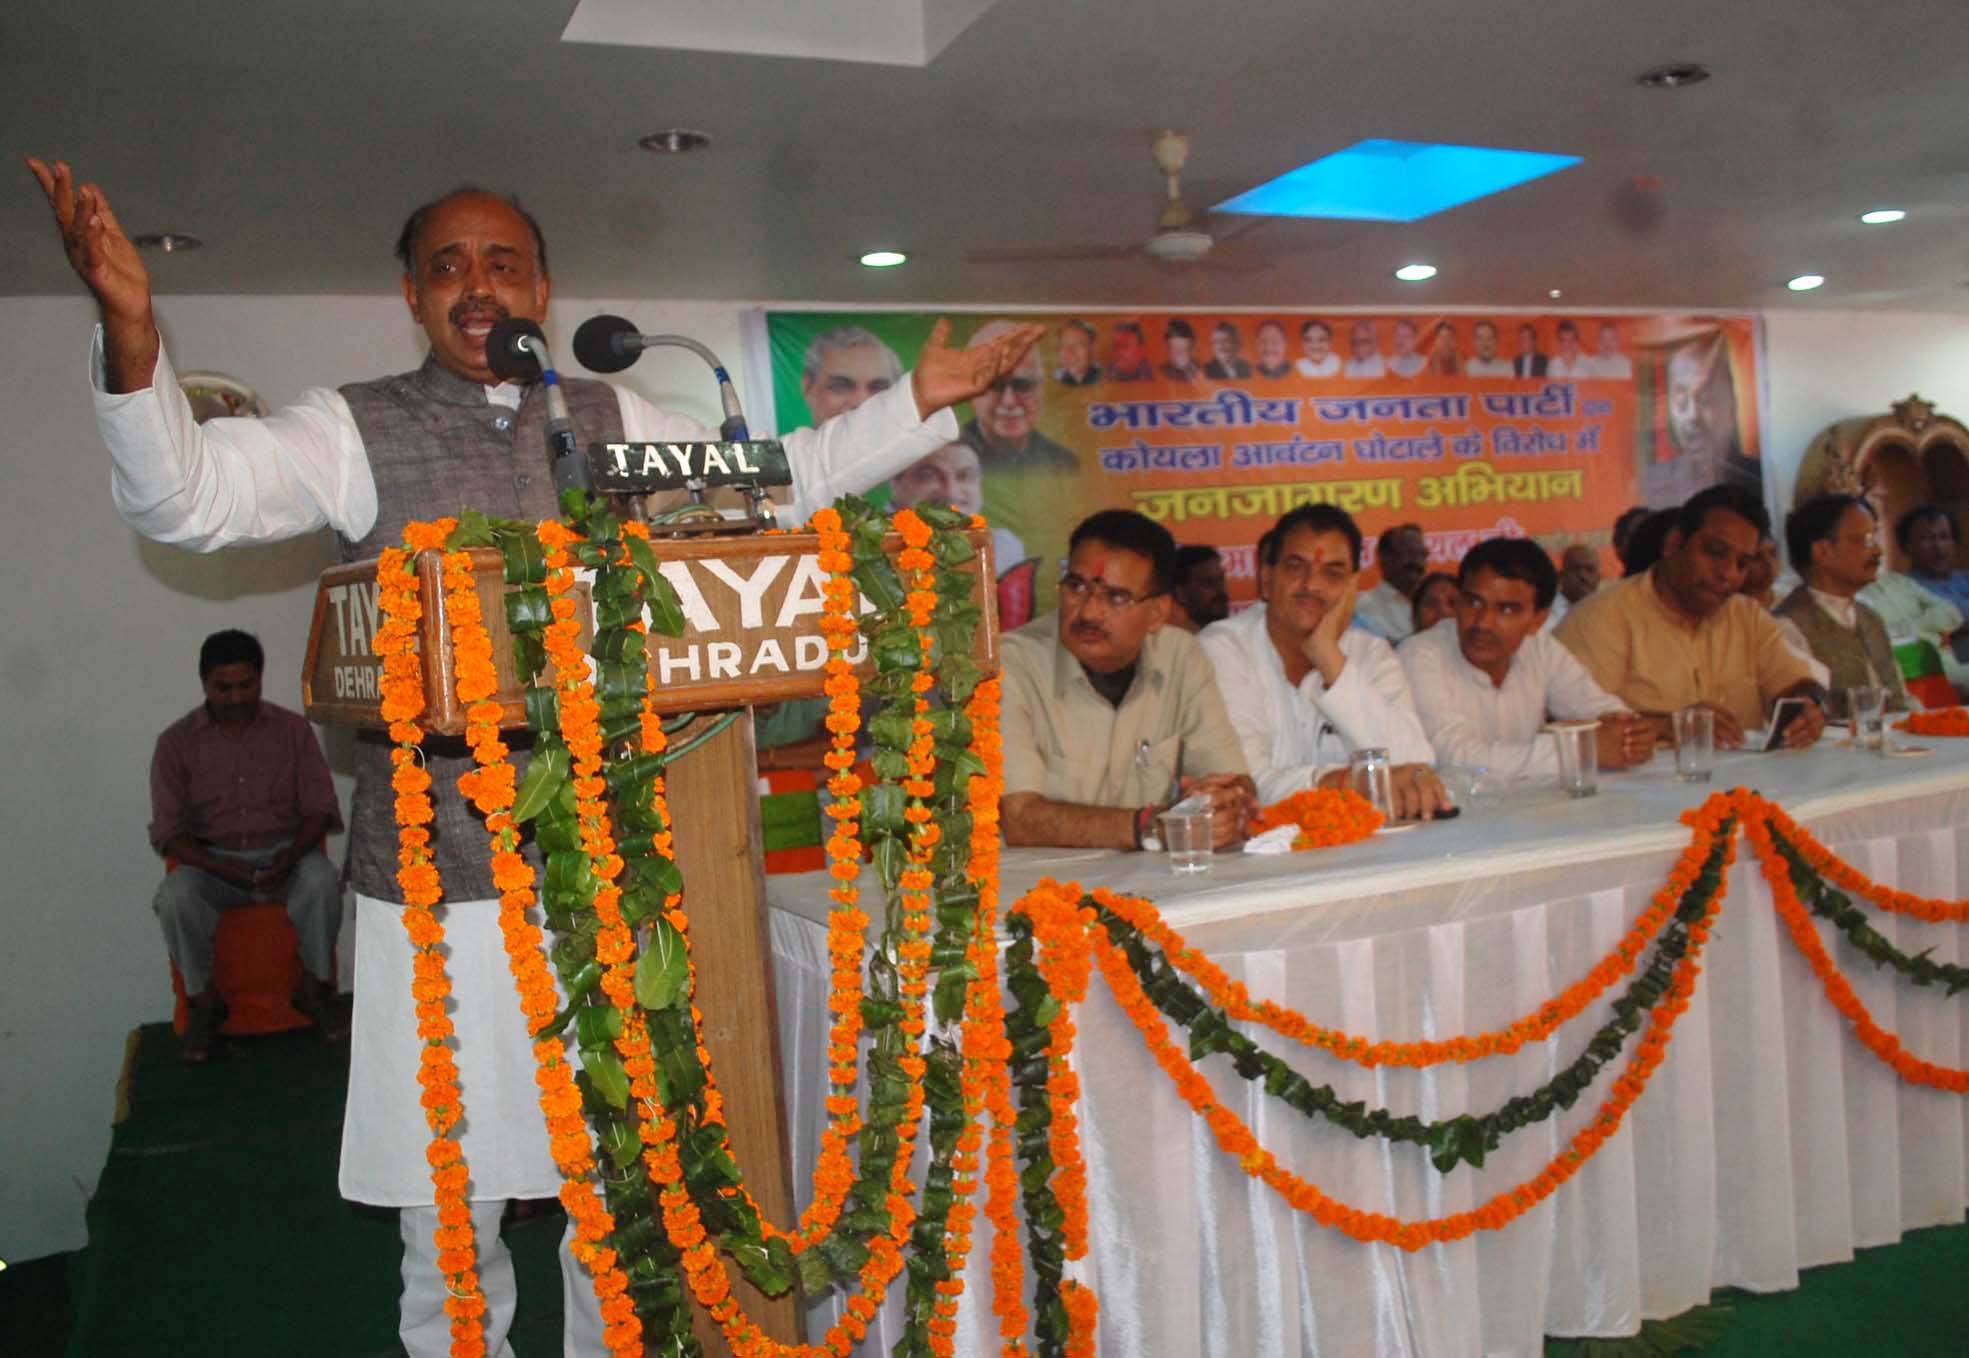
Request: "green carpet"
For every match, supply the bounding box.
[55,1022,565,1358]
[13,1021,1967,1356]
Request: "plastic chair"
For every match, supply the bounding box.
[165,857,326,1037]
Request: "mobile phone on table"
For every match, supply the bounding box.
[1762,698,1805,751]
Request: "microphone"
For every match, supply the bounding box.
[572,313,752,441]
[484,317,586,491]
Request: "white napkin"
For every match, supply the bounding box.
[1243,823,1301,855]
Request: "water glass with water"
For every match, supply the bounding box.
[1845,685,1887,752]
[1157,808,1214,874]
[1547,721,1599,798]
[1673,706,1714,783]
[1350,747,1395,820]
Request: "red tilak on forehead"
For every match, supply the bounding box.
[1081,548,1110,579]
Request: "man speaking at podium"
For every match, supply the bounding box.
[31,157,1041,1357]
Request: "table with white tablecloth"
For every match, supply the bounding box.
[766,741,1969,1357]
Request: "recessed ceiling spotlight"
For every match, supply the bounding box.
[859,250,908,269]
[1393,263,1437,282]
[132,232,202,253]
[1859,208,1907,225]
[1636,62,1710,89]
[1787,273,1826,292]
[638,129,711,154]
[1548,288,1564,299]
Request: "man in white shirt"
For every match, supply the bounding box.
[1401,538,1653,780]
[1353,522,1431,642]
[1587,321,1633,379]
[33,157,1043,1358]
[1385,318,1427,378]
[1295,318,1341,378]
[1199,504,1449,816]
[1463,319,1514,378]
[1546,319,1592,378]
[1342,319,1387,379]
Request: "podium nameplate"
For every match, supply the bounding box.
[303,528,999,734]
[587,439,791,496]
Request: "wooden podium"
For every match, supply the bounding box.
[303,524,998,1345]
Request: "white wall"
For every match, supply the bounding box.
[3,295,1963,1263]
[1763,310,1969,512]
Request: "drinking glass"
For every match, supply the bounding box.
[1673,707,1714,783]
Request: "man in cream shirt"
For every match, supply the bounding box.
[1000,510,1256,852]
[1401,538,1652,779]
[1199,504,1450,818]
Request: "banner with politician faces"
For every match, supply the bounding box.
[765,310,1763,623]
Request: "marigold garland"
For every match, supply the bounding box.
[1895,705,1969,736]
[1251,786,1384,849]
[1071,793,1736,1251]
[374,526,487,1358]
[1753,797,1969,924]
[1098,807,1724,1070]
[1744,805,1969,1093]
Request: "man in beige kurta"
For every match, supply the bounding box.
[1555,484,1827,749]
[1000,509,1255,851]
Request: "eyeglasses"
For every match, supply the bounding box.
[987,375,1040,395]
[1059,572,1161,612]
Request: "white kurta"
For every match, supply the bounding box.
[1353,579,1416,642]
[91,328,957,1203]
[1198,603,1435,804]
[1398,618,1623,780]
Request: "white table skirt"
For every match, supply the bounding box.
[767,742,1969,1356]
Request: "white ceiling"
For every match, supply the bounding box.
[8,0,1969,311]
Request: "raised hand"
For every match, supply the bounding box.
[907,317,1046,420]
[1300,577,1357,685]
[26,157,159,390]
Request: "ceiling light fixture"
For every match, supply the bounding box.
[1636,62,1710,89]
[1786,273,1826,292]
[859,250,907,269]
[132,232,202,253]
[1393,263,1437,282]
[1859,208,1906,225]
[638,129,711,154]
[1548,288,1563,299]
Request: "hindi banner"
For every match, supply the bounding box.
[766,310,1762,621]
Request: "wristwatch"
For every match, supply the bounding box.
[1135,803,1163,853]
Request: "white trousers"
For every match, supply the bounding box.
[398,1201,606,1357]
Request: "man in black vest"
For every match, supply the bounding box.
[33,156,1041,1357]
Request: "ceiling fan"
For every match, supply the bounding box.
[965,130,1278,272]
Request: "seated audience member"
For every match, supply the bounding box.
[1611,505,1653,574]
[1775,495,1909,713]
[1000,510,1256,852]
[1616,508,1677,578]
[1409,571,1461,636]
[1745,529,1832,689]
[152,630,344,1062]
[1401,540,1652,780]
[1555,484,1827,749]
[1558,543,1601,606]
[1354,521,1431,642]
[1862,505,1969,694]
[1199,505,1447,815]
[1169,544,1231,633]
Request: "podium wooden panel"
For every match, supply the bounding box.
[301,526,998,1347]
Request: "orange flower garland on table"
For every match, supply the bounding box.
[1743,803,1969,1093]
[373,524,487,1358]
[1036,791,1739,1252]
[1251,786,1384,849]
[1753,796,1969,924]
[1093,807,1724,1070]
[1896,705,1969,736]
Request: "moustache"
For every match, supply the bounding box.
[1069,621,1107,641]
[449,296,510,327]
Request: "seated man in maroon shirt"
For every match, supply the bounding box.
[151,630,344,1061]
